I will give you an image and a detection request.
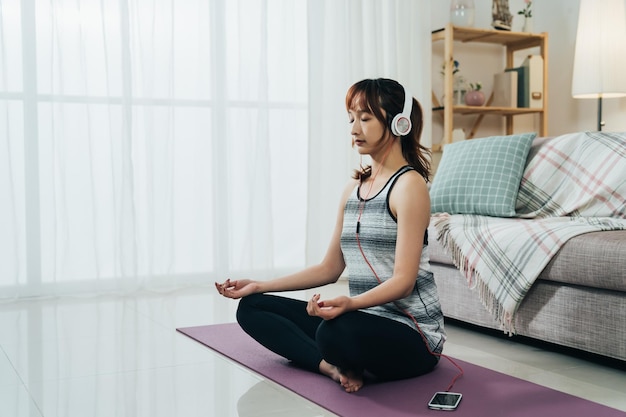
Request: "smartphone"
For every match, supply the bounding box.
[427,391,462,411]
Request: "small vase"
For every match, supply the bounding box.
[453,76,467,105]
[453,89,467,105]
[450,0,475,27]
[522,16,533,33]
[465,90,485,106]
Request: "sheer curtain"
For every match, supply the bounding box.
[1,0,308,299]
[0,0,430,300]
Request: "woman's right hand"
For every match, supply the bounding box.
[214,278,257,299]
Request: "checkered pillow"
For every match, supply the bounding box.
[430,133,537,217]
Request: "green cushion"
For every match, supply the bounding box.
[430,132,537,217]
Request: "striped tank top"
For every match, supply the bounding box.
[340,165,446,354]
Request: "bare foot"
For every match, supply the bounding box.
[319,359,342,384]
[339,370,364,393]
[318,360,365,393]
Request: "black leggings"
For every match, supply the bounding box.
[236,293,438,381]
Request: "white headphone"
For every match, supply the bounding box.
[390,85,413,137]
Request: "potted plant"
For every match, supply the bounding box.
[518,0,533,32]
[465,82,485,106]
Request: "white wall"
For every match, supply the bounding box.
[429,0,626,143]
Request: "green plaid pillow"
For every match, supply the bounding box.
[430,132,537,217]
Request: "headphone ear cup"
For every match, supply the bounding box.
[391,114,412,137]
[390,85,413,137]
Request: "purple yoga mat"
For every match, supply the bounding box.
[177,323,623,417]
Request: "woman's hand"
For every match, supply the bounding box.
[306,294,353,320]
[214,279,257,299]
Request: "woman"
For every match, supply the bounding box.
[215,78,445,393]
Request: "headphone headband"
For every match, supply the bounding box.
[390,84,413,137]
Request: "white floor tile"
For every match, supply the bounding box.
[2,318,214,383]
[237,381,337,417]
[27,361,260,417]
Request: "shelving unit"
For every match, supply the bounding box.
[432,24,548,151]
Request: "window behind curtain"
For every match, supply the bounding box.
[0,0,308,298]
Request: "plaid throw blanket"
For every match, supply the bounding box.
[433,131,626,333]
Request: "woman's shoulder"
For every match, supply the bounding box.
[389,168,430,221]
[393,166,427,191]
[389,168,429,210]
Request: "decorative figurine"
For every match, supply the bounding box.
[492,0,513,30]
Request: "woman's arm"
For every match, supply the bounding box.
[216,179,358,299]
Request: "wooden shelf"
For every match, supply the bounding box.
[432,105,543,116]
[432,24,548,149]
[432,26,546,48]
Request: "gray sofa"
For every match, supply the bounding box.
[428,136,626,363]
[429,226,626,362]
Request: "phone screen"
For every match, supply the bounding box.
[428,392,462,410]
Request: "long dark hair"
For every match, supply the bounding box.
[345,78,431,182]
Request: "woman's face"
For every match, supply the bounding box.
[348,103,390,155]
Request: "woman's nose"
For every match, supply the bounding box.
[351,120,360,135]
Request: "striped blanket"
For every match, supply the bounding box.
[433,131,626,333]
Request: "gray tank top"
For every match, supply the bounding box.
[340,166,445,353]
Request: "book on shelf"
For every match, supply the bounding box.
[505,55,543,108]
[492,71,518,108]
[505,66,528,107]
[523,55,544,109]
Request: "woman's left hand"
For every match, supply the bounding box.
[306,294,353,320]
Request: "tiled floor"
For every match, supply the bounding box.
[1,281,624,417]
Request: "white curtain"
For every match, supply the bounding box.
[0,0,430,300]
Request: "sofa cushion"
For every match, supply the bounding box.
[428,225,626,293]
[430,132,536,217]
[541,230,626,292]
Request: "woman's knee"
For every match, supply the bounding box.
[315,318,350,353]
[235,293,264,325]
